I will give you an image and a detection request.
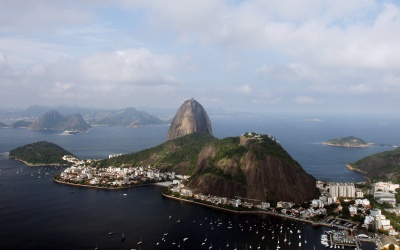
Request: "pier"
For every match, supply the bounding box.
[326,230,361,249]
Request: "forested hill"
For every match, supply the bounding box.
[9,141,74,166]
[99,132,318,204]
[348,147,400,182]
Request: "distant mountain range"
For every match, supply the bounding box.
[1,105,168,128]
[29,110,91,131]
[0,121,9,128]
[87,107,165,127]
[11,120,32,128]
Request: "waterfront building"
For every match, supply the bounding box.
[180,188,193,197]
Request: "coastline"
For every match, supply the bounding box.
[161,193,348,229]
[53,178,151,190]
[345,164,371,181]
[9,157,68,167]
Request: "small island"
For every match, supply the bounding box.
[322,136,371,148]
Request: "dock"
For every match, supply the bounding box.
[326,230,361,249]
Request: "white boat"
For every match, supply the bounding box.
[137,237,142,245]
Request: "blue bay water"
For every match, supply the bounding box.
[0,113,399,249]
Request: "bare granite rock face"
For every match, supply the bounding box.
[167,99,212,141]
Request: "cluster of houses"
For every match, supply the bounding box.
[168,179,399,237]
[59,155,180,187]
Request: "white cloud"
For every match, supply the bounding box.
[1,0,400,112]
[234,84,252,95]
[0,1,93,32]
[0,48,183,108]
[295,96,318,104]
[78,48,179,84]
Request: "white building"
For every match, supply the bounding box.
[374,181,400,192]
[328,182,355,198]
[355,199,370,206]
[348,205,358,215]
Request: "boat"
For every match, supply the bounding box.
[137,236,142,245]
[121,233,125,242]
[108,227,113,235]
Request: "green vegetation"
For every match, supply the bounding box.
[98,132,217,174]
[251,134,301,166]
[350,147,400,183]
[324,136,369,147]
[9,141,74,165]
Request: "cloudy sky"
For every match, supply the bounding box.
[1,0,399,113]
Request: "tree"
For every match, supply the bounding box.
[388,243,395,250]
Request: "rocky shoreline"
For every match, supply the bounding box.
[345,164,371,181]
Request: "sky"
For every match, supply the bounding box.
[1,0,400,113]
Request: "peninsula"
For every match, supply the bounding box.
[8,141,74,166]
[347,147,400,182]
[323,136,371,148]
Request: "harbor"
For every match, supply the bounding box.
[320,230,375,249]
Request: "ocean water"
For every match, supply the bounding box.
[0,113,399,249]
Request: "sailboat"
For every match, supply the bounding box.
[304,234,307,244]
[121,233,125,242]
[108,227,113,235]
[137,236,142,245]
